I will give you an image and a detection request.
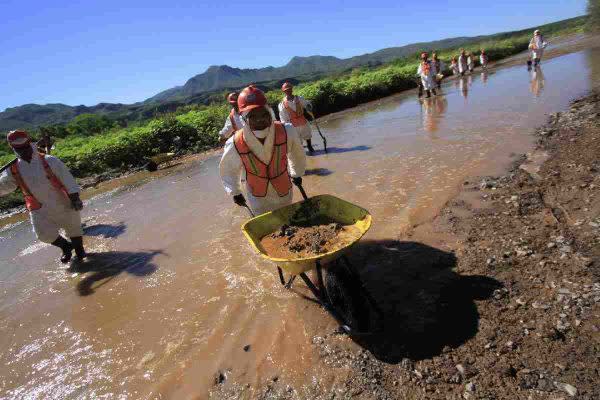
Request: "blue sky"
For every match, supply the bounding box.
[0,0,586,111]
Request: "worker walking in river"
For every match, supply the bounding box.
[0,131,86,264]
[458,49,468,76]
[431,52,445,89]
[278,82,315,154]
[467,52,475,73]
[218,92,245,142]
[220,86,306,216]
[417,52,436,98]
[450,57,459,76]
[529,29,548,67]
[480,49,489,70]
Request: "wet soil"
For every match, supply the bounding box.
[212,93,600,399]
[260,222,361,259]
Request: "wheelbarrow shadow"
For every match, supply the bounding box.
[310,145,371,156]
[347,240,502,363]
[70,250,163,296]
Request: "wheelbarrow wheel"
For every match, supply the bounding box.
[325,263,370,333]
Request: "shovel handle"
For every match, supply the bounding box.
[0,159,17,174]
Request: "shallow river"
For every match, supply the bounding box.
[1,41,599,399]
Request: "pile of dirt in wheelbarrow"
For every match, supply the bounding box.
[260,221,361,259]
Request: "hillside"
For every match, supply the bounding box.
[0,15,586,133]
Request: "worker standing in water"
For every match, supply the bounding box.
[417,52,436,98]
[278,82,315,154]
[450,57,459,76]
[431,52,445,89]
[218,92,245,142]
[467,52,475,73]
[0,131,86,263]
[479,49,489,70]
[220,86,306,216]
[458,49,468,76]
[529,29,548,67]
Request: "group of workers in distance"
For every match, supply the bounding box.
[417,29,547,99]
[1,29,549,265]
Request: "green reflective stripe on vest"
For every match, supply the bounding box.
[247,153,259,175]
[274,144,281,175]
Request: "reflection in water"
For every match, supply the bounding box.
[420,96,448,133]
[481,71,489,84]
[530,66,546,97]
[459,76,469,100]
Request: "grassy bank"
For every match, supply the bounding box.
[0,17,586,208]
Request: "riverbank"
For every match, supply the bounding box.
[210,93,599,398]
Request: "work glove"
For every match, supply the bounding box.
[292,177,302,186]
[69,193,84,211]
[233,194,247,207]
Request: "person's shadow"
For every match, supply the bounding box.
[305,168,334,176]
[71,250,163,296]
[345,240,502,362]
[83,222,127,239]
[310,145,371,156]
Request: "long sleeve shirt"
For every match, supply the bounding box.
[278,96,310,124]
[0,150,79,212]
[218,110,245,140]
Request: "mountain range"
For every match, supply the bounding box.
[0,16,585,132]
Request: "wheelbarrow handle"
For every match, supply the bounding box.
[293,180,309,201]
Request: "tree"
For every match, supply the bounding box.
[66,113,115,136]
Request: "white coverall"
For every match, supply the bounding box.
[529,35,548,61]
[0,148,83,243]
[450,62,459,75]
[417,61,435,91]
[480,55,488,69]
[219,122,306,215]
[430,59,445,76]
[458,55,468,74]
[467,56,474,71]
[278,96,313,141]
[218,109,245,140]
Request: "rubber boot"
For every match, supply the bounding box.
[70,236,87,262]
[432,88,437,96]
[306,139,315,154]
[51,236,73,263]
[425,90,431,98]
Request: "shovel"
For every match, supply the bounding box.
[307,111,328,153]
[0,159,17,174]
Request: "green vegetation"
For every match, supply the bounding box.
[0,16,588,210]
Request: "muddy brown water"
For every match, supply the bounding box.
[1,40,599,399]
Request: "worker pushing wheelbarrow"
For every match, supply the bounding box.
[219,85,382,335]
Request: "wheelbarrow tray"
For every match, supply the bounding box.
[241,194,371,275]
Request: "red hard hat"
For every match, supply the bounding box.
[238,85,267,113]
[7,130,31,148]
[227,92,238,105]
[281,82,293,91]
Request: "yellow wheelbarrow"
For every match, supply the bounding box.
[241,183,383,336]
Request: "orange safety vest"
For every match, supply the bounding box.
[233,122,292,198]
[229,109,239,131]
[10,154,70,211]
[283,96,307,127]
[421,61,431,76]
